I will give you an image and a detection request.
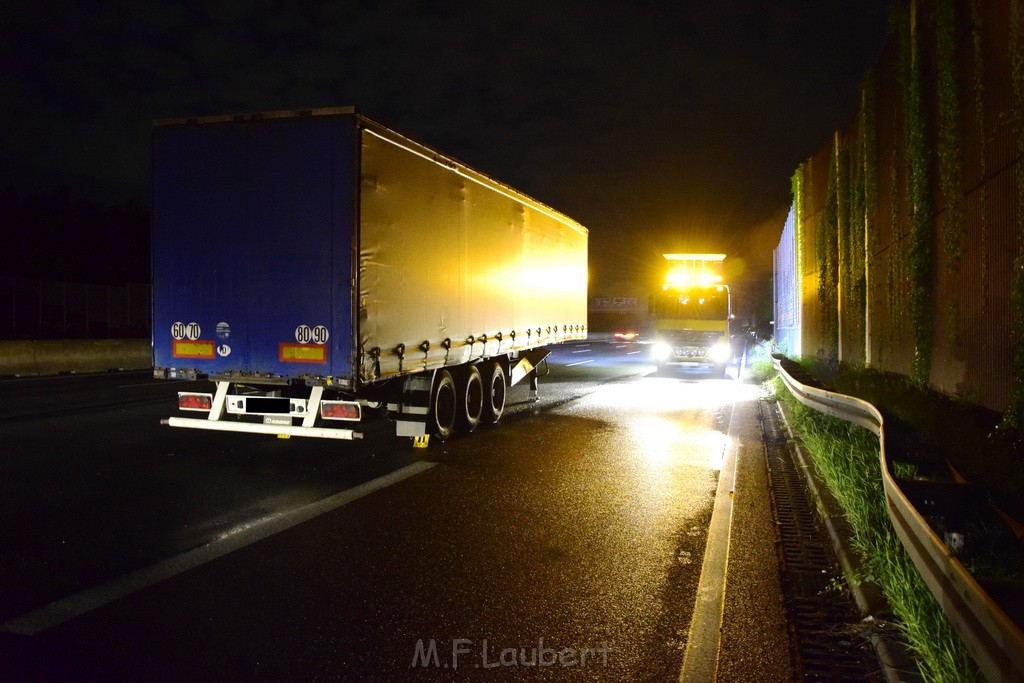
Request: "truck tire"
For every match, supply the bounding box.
[455,364,484,434]
[481,361,506,424]
[429,370,457,441]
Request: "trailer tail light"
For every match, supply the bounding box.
[321,401,361,421]
[178,392,213,411]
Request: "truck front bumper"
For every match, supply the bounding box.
[652,341,730,367]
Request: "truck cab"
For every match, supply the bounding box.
[650,254,732,377]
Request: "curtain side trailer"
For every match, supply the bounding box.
[152,108,588,442]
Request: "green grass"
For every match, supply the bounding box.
[769,375,980,682]
[797,359,1024,524]
[746,357,776,385]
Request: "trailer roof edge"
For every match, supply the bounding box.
[151,106,587,236]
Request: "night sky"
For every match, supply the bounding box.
[2,1,893,291]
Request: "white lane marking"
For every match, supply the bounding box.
[627,350,642,355]
[679,395,740,682]
[571,349,590,354]
[1,461,436,636]
[566,359,594,367]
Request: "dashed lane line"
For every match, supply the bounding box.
[2,461,436,636]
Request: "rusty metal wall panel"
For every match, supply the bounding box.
[957,178,991,404]
[932,0,1017,412]
[876,49,914,378]
[962,12,986,192]
[839,114,866,365]
[870,40,902,370]
[982,0,1015,183]
[793,0,1019,412]
[941,158,1020,415]
[928,0,974,217]
[800,210,825,357]
[932,163,1015,413]
[800,144,837,359]
[807,144,832,218]
[938,13,977,409]
[930,208,969,397]
[972,164,1016,410]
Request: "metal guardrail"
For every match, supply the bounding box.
[771,355,1024,682]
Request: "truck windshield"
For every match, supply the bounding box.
[655,289,729,321]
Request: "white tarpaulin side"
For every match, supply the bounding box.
[358,126,587,382]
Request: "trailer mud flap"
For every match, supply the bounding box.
[395,374,432,438]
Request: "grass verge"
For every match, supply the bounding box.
[804,360,1024,525]
[747,357,776,385]
[769,374,979,682]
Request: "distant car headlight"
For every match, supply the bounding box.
[652,341,672,361]
[709,340,731,363]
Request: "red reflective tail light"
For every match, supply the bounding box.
[178,392,213,411]
[321,401,361,421]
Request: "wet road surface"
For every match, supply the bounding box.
[0,340,792,680]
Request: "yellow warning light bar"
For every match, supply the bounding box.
[664,268,724,286]
[662,253,726,287]
[662,253,726,262]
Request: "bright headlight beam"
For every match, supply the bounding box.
[652,342,672,360]
[709,341,731,363]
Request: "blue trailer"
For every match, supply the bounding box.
[152,108,588,442]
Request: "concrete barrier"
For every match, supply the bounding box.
[0,339,151,377]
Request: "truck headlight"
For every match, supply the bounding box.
[652,342,672,361]
[709,340,731,363]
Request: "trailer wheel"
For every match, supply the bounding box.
[430,370,457,441]
[481,361,506,424]
[455,364,484,434]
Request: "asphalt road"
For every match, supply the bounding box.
[0,340,790,681]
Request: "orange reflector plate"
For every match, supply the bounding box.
[279,343,327,364]
[172,340,215,359]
